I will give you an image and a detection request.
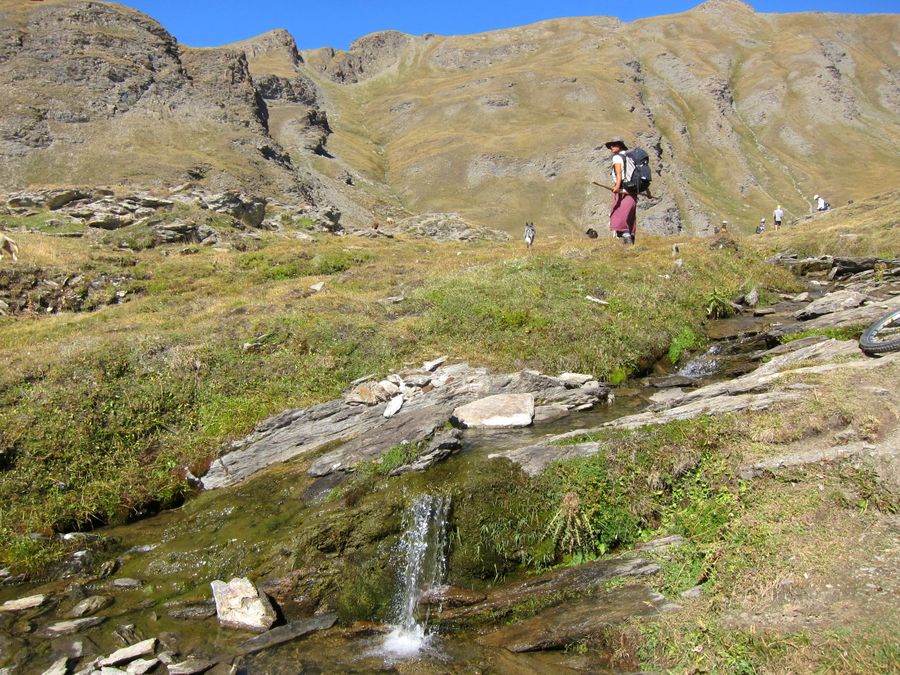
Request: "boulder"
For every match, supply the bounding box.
[204,192,267,228]
[210,577,277,632]
[452,393,535,428]
[557,372,594,388]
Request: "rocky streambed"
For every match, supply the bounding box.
[2,255,899,673]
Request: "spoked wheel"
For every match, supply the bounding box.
[859,308,900,355]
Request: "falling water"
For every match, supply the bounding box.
[677,344,722,378]
[381,494,451,659]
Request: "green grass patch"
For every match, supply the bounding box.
[780,324,865,344]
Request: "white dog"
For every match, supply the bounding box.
[0,235,18,262]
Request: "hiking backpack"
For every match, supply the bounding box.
[619,148,652,194]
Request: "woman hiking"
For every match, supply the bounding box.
[606,136,637,244]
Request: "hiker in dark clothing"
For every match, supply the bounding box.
[605,136,637,244]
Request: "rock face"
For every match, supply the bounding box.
[451,393,535,428]
[202,363,608,488]
[210,577,277,632]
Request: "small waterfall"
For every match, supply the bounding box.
[677,344,721,378]
[381,494,451,659]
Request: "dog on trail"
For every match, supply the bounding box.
[0,235,18,262]
[523,221,536,249]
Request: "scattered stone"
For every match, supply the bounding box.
[310,281,325,292]
[680,585,704,599]
[753,307,776,316]
[37,617,105,637]
[69,595,112,618]
[167,657,216,675]
[235,614,337,656]
[166,601,217,621]
[112,578,142,589]
[41,656,69,675]
[743,287,759,307]
[0,594,46,612]
[388,429,462,475]
[794,290,868,320]
[452,393,535,428]
[345,382,392,405]
[112,624,143,646]
[422,356,446,372]
[125,658,159,674]
[98,638,157,667]
[557,373,593,387]
[210,578,277,632]
[383,395,404,418]
[647,375,697,389]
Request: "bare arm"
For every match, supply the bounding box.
[613,161,623,194]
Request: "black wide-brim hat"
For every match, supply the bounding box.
[604,136,628,150]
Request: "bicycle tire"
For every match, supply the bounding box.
[859,308,900,355]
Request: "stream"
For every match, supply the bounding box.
[0,292,829,674]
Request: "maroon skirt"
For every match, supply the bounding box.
[609,193,636,235]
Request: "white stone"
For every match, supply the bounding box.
[310,281,325,292]
[452,393,535,429]
[98,638,157,667]
[422,356,446,371]
[126,658,159,674]
[383,395,404,418]
[0,593,45,612]
[378,379,400,396]
[210,577,276,631]
[558,372,593,387]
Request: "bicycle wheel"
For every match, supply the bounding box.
[859,308,900,355]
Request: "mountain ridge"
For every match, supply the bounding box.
[1,0,897,235]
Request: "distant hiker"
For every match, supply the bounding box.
[523,221,536,249]
[605,136,637,244]
[756,218,766,234]
[585,228,599,239]
[0,235,18,262]
[716,220,728,234]
[815,194,829,211]
[773,205,784,229]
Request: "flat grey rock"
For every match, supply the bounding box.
[38,616,105,637]
[794,290,868,320]
[452,393,535,428]
[0,594,46,612]
[69,595,112,618]
[98,638,157,667]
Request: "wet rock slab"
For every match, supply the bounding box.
[235,613,337,655]
[451,393,535,428]
[438,556,659,623]
[794,290,869,320]
[0,594,46,612]
[478,584,678,652]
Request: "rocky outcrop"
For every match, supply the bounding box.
[201,363,609,489]
[389,213,511,242]
[312,31,413,83]
[493,340,899,474]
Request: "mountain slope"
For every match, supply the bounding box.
[0,0,897,235]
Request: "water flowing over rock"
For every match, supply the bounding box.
[210,577,277,632]
[381,494,451,658]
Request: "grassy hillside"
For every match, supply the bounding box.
[0,197,800,572]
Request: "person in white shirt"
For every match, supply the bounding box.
[773,205,784,229]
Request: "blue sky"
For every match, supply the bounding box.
[119,1,898,50]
